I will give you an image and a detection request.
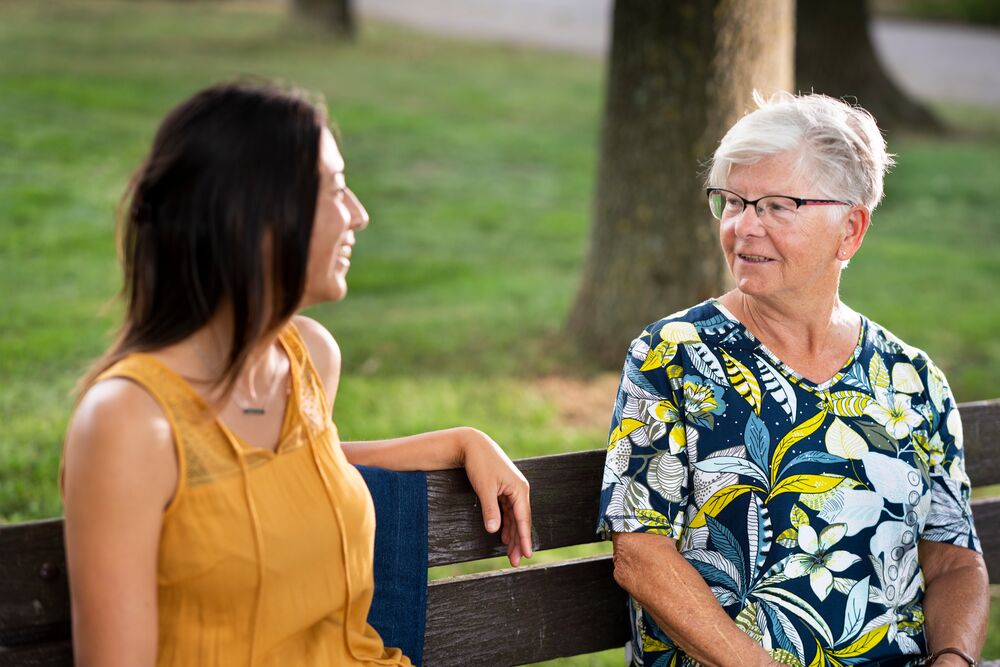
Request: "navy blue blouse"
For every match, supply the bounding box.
[597,300,980,667]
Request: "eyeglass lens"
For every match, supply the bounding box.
[708,190,800,225]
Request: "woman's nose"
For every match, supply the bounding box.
[732,203,767,236]
[346,189,369,230]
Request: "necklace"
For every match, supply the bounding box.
[231,366,285,416]
[192,340,287,416]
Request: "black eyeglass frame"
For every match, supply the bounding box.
[705,187,854,220]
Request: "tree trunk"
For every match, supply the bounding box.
[292,0,356,39]
[795,0,942,133]
[567,0,794,369]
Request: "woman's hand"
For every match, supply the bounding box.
[458,428,533,567]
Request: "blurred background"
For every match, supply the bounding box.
[1,0,998,663]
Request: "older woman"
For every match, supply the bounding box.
[598,93,987,667]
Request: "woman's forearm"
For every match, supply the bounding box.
[343,426,533,566]
[341,426,471,470]
[921,551,989,660]
[612,532,779,667]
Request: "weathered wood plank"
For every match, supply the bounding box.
[963,400,1000,488]
[0,520,69,646]
[423,555,628,666]
[973,496,1000,582]
[0,642,72,667]
[426,449,607,567]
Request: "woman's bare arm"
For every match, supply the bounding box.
[62,379,178,667]
[918,539,989,665]
[612,532,782,667]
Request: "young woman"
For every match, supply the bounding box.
[62,81,533,667]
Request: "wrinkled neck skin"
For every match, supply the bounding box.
[718,286,859,363]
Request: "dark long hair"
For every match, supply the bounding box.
[81,80,326,396]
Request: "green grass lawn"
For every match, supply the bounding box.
[1,1,998,663]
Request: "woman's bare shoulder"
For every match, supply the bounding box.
[291,315,341,391]
[63,378,178,509]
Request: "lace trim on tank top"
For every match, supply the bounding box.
[95,324,329,490]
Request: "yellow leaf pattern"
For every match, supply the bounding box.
[723,350,763,414]
[608,418,645,449]
[636,509,670,529]
[735,603,762,642]
[868,354,889,390]
[640,341,679,372]
[688,484,761,528]
[776,527,799,548]
[768,474,846,501]
[770,409,828,486]
[790,504,809,528]
[829,625,889,658]
[652,399,680,423]
[821,391,873,417]
[807,640,826,667]
[642,634,672,653]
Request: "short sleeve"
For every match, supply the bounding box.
[597,331,691,542]
[920,363,981,552]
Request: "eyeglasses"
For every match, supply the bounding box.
[706,188,853,226]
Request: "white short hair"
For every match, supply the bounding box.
[706,91,894,212]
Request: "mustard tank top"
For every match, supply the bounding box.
[94,324,411,666]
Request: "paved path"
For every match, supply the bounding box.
[358,0,1000,107]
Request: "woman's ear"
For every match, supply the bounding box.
[838,205,871,262]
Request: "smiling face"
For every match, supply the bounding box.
[301,127,369,307]
[718,151,866,305]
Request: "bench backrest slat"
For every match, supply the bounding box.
[0,520,69,648]
[962,400,1000,488]
[973,497,1000,581]
[427,450,606,567]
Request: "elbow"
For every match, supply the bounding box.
[611,534,644,595]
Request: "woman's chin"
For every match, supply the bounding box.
[300,282,348,308]
[734,277,774,297]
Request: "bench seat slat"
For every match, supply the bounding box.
[423,555,628,666]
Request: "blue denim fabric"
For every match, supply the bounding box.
[357,465,428,666]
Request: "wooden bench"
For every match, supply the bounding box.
[2,399,998,666]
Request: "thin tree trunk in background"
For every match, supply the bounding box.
[796,0,943,132]
[292,0,356,39]
[567,0,794,369]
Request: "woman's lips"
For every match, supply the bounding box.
[738,253,773,263]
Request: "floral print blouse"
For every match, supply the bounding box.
[597,300,980,667]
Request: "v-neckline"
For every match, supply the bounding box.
[136,332,300,458]
[710,299,868,392]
